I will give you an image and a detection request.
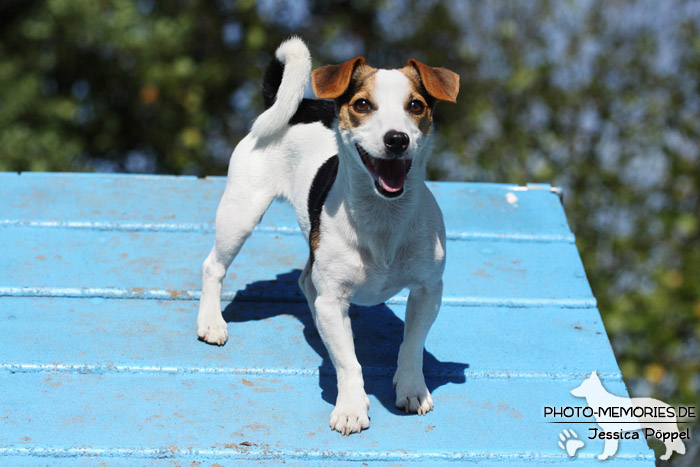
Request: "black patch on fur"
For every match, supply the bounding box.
[262,57,284,110]
[291,99,336,129]
[261,57,336,128]
[308,155,339,266]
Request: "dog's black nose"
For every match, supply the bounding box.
[384,130,409,155]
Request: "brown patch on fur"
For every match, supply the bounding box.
[400,66,435,135]
[403,59,460,103]
[309,228,321,252]
[337,66,378,131]
[312,56,367,99]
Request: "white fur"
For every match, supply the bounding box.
[197,38,446,435]
[250,36,311,139]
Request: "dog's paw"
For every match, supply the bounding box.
[393,371,433,415]
[329,393,370,435]
[197,316,228,346]
[557,429,585,457]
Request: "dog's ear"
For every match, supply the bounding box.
[312,56,366,99]
[405,59,460,103]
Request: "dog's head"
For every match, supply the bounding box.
[312,57,459,199]
[571,370,602,398]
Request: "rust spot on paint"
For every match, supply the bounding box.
[425,425,435,433]
[242,424,265,433]
[166,289,183,298]
[474,268,491,278]
[253,387,276,393]
[35,255,46,261]
[498,402,524,419]
[241,378,254,387]
[500,266,526,276]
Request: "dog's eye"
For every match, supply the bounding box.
[352,99,372,113]
[409,100,425,115]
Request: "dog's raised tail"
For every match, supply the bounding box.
[250,37,311,139]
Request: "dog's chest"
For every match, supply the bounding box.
[348,245,414,305]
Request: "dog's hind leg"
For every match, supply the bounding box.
[660,435,685,461]
[197,172,277,345]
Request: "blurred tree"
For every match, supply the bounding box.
[1,0,698,461]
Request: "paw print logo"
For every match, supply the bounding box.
[558,428,585,457]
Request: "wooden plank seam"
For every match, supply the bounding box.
[0,219,576,243]
[0,363,622,382]
[0,286,596,308]
[0,446,655,462]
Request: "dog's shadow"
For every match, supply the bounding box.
[222,270,469,414]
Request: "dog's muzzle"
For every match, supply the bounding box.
[356,144,412,199]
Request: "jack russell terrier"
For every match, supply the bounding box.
[197,37,459,435]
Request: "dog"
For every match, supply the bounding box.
[571,370,686,460]
[197,37,459,435]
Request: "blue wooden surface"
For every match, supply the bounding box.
[0,173,654,465]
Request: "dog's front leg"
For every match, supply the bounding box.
[393,280,442,415]
[598,436,619,460]
[312,294,370,435]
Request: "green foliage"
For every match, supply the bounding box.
[1,0,699,458]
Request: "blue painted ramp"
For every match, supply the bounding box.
[0,173,655,465]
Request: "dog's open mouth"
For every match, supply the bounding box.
[356,145,412,198]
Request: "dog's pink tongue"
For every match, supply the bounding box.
[375,159,409,192]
